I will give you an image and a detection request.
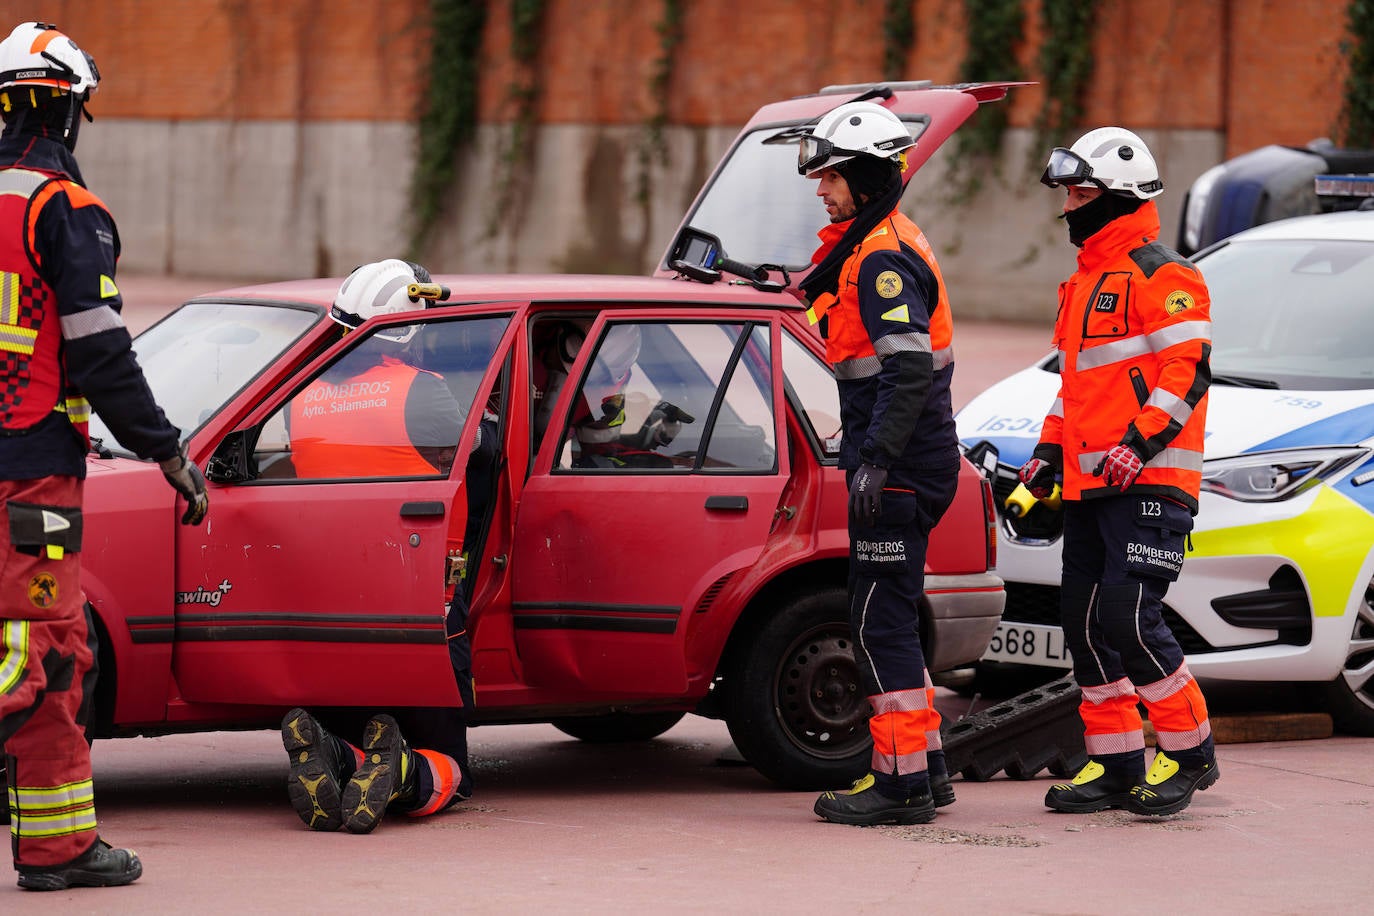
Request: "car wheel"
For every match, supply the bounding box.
[550,711,686,743]
[724,587,871,790]
[1321,587,1374,736]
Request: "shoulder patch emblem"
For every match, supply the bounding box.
[1165,290,1194,314]
[880,304,910,323]
[875,270,903,299]
[28,572,58,609]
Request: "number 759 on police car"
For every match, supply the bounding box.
[980,622,1074,668]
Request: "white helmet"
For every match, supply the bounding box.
[1041,126,1163,200]
[0,22,98,99]
[797,101,914,177]
[331,259,429,343]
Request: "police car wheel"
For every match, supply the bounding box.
[723,587,871,790]
[1321,584,1374,736]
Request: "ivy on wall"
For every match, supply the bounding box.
[951,0,1025,197]
[1034,0,1098,153]
[883,0,916,80]
[1337,0,1374,147]
[488,0,546,238]
[407,0,487,258]
[636,0,684,207]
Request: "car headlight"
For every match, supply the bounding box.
[1200,447,1370,502]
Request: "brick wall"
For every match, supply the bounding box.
[13,0,1354,152]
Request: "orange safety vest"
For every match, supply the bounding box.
[290,356,440,478]
[815,211,954,375]
[0,166,93,445]
[1039,201,1211,510]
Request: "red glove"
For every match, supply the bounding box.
[1094,444,1144,491]
[1018,457,1057,499]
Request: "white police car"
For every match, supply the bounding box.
[957,198,1374,734]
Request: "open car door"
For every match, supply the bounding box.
[172,309,515,709]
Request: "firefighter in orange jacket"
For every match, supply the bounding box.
[1023,127,1218,816]
[283,260,476,834]
[797,102,960,826]
[0,22,207,891]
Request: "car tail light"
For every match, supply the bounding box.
[981,476,998,570]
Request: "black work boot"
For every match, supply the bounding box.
[814,773,936,826]
[342,714,406,834]
[281,707,350,831]
[1126,752,1220,816]
[929,770,956,808]
[17,838,142,891]
[1045,760,1139,813]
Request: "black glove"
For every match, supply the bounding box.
[848,463,888,524]
[636,400,696,449]
[1018,457,1058,499]
[159,444,209,526]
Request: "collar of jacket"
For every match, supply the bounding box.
[0,132,83,184]
[1074,199,1161,272]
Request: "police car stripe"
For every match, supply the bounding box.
[60,304,125,340]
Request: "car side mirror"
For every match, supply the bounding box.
[962,439,1001,479]
[666,226,723,284]
[206,428,257,483]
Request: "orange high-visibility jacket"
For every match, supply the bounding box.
[1037,201,1211,512]
[290,356,445,478]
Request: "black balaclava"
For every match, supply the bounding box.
[800,156,904,305]
[1063,190,1146,247]
[1,90,86,151]
[836,156,900,206]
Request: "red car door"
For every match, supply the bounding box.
[509,310,790,697]
[172,310,515,709]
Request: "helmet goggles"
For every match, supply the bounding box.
[797,134,908,176]
[797,136,863,175]
[1040,147,1100,190]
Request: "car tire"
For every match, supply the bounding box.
[1320,598,1374,736]
[550,711,686,743]
[723,587,871,790]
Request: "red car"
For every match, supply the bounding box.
[77,83,1011,789]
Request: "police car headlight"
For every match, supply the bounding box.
[1200,447,1369,502]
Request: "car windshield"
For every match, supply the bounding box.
[89,300,322,456]
[1200,237,1374,390]
[679,119,929,271]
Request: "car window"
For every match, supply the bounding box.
[551,320,776,473]
[1201,238,1374,389]
[89,300,321,455]
[256,315,508,481]
[782,329,841,458]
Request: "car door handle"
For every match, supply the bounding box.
[400,501,446,518]
[705,495,748,511]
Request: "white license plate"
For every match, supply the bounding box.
[980,622,1074,668]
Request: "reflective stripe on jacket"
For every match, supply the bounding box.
[0,167,89,446]
[1038,201,1211,511]
[289,356,444,477]
[817,209,958,471]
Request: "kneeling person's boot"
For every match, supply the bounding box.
[814,773,936,826]
[342,714,408,834]
[1127,751,1219,817]
[282,707,355,831]
[1045,760,1138,813]
[17,838,142,891]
